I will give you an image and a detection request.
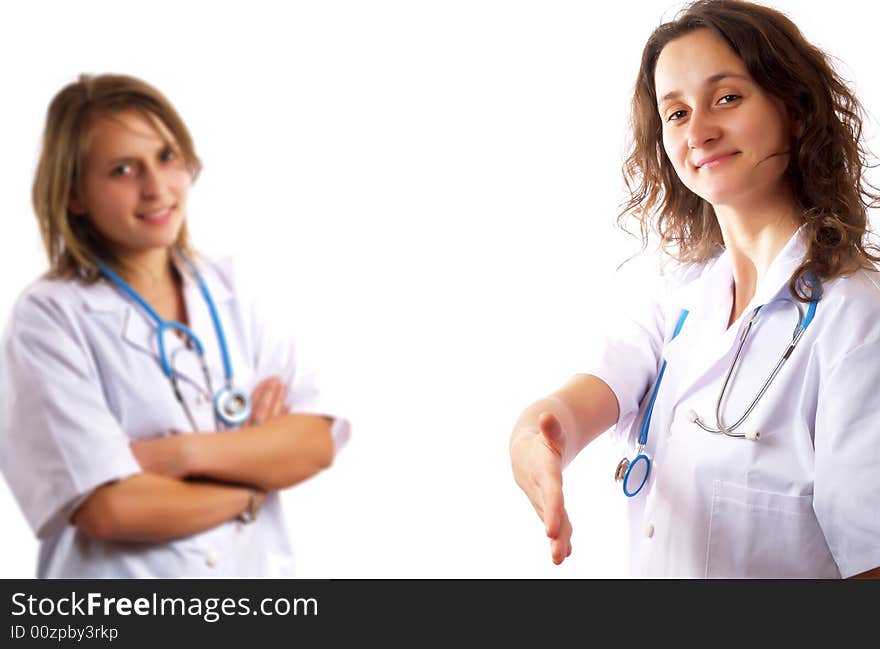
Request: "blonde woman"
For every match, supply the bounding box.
[0,74,349,578]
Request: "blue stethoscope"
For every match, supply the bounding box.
[615,285,820,498]
[98,250,251,431]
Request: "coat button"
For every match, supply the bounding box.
[205,554,219,567]
[645,523,655,539]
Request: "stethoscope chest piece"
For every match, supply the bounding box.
[215,386,252,426]
[616,453,651,498]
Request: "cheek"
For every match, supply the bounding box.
[168,168,192,197]
[84,181,133,216]
[742,103,789,152]
[662,130,689,176]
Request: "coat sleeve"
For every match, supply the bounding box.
[0,289,142,539]
[813,337,880,578]
[585,260,668,440]
[583,257,701,445]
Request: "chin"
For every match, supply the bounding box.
[687,181,744,208]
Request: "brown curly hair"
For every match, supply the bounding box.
[620,0,880,301]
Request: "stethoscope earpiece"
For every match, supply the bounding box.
[745,430,761,442]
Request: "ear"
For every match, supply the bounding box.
[788,108,804,139]
[68,187,86,216]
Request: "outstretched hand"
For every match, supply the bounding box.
[510,411,573,565]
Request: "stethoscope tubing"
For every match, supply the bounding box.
[100,252,234,386]
[97,249,248,429]
[179,253,234,387]
[619,276,820,497]
[691,296,816,436]
[637,309,690,447]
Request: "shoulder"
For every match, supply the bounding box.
[1,276,105,357]
[645,253,719,315]
[818,268,880,327]
[188,252,274,328]
[810,268,880,363]
[611,251,712,299]
[8,275,89,324]
[191,251,264,302]
[660,255,715,291]
[821,267,880,305]
[192,252,236,291]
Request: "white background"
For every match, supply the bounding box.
[0,0,877,579]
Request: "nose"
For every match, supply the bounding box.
[139,164,166,200]
[686,107,721,150]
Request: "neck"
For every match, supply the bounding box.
[118,247,177,297]
[714,192,801,324]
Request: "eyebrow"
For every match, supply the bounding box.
[103,143,173,169]
[105,156,136,168]
[658,72,750,104]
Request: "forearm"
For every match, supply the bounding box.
[185,413,334,490]
[72,473,252,542]
[511,374,619,467]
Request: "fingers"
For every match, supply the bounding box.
[539,468,565,539]
[530,467,572,565]
[533,416,572,564]
[248,377,278,426]
[550,509,573,565]
[247,376,289,427]
[512,415,572,565]
[268,379,287,420]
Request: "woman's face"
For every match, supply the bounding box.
[70,110,190,261]
[654,28,792,210]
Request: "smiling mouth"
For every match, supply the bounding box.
[696,152,740,170]
[137,206,175,222]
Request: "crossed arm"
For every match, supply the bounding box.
[72,377,335,542]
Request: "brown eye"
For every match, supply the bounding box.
[667,110,687,122]
[111,164,131,177]
[718,94,741,104]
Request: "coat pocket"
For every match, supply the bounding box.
[705,480,839,578]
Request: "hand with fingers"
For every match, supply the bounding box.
[510,410,573,565]
[246,376,291,428]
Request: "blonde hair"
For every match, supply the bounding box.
[32,73,202,282]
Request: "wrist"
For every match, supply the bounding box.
[513,396,567,433]
[238,488,262,524]
[512,395,576,465]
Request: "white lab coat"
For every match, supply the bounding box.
[0,253,350,578]
[589,228,880,578]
